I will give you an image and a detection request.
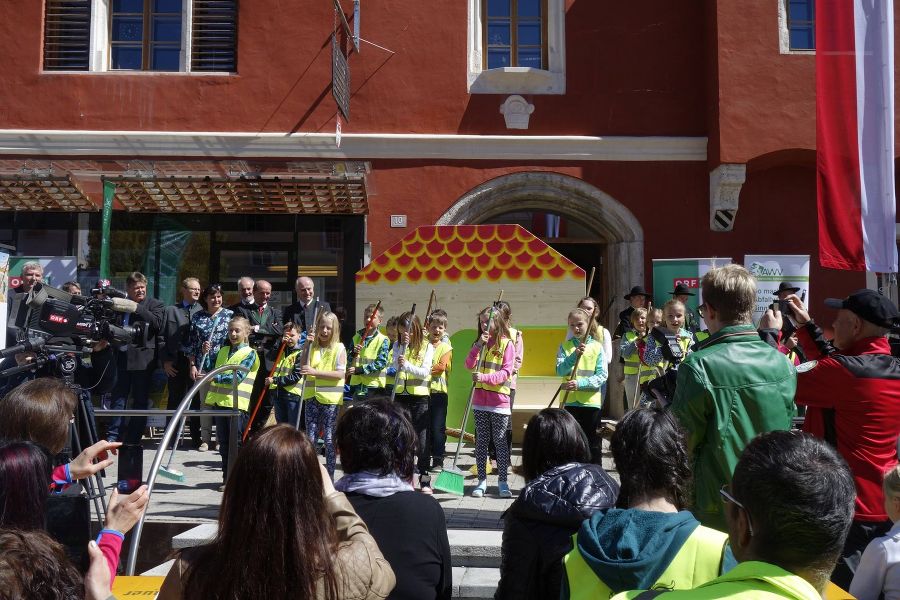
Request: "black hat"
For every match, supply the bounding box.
[624,286,651,300]
[774,282,801,296]
[669,283,696,297]
[824,289,900,328]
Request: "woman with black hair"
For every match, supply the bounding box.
[495,409,618,600]
[335,398,452,600]
[561,406,732,598]
[158,424,395,599]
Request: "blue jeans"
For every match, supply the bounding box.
[213,407,249,482]
[106,352,153,444]
[273,389,303,428]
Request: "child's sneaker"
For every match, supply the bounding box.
[498,481,512,498]
[471,479,487,498]
[419,474,433,495]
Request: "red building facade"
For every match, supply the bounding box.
[0,0,889,325]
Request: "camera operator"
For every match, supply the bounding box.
[670,264,796,532]
[779,289,900,590]
[105,272,164,445]
[6,261,44,347]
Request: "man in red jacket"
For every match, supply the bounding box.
[785,289,900,589]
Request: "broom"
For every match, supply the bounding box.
[434,291,503,495]
[557,302,597,409]
[243,339,287,442]
[157,415,187,482]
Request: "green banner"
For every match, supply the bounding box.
[651,258,733,310]
[99,181,115,279]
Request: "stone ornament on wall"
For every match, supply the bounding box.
[709,163,746,232]
[500,95,535,130]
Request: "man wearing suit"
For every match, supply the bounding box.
[106,271,166,444]
[282,276,331,334]
[228,276,255,313]
[161,277,204,448]
[233,279,282,433]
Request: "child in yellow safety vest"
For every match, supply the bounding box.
[556,308,607,463]
[619,308,655,409]
[466,305,515,499]
[642,300,693,407]
[265,321,304,427]
[576,296,612,398]
[347,304,391,399]
[392,311,435,493]
[488,301,524,469]
[204,316,259,487]
[427,309,452,472]
[301,311,347,479]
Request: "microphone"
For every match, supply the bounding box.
[109,298,138,314]
[0,337,46,359]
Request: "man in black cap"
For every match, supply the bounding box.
[781,289,900,589]
[613,286,650,339]
[670,283,700,334]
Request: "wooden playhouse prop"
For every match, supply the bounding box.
[356,224,586,441]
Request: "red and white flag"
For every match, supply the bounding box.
[816,0,897,272]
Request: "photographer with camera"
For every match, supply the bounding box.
[105,272,165,445]
[777,289,900,590]
[670,264,796,532]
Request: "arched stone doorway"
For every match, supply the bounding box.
[437,172,643,418]
[437,171,644,326]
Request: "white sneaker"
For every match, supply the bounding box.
[471,479,487,498]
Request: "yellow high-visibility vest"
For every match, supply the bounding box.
[205,346,260,412]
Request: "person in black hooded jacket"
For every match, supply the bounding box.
[495,409,618,600]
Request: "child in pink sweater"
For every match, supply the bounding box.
[465,305,515,498]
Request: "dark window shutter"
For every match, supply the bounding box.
[43,0,92,71]
[191,0,238,72]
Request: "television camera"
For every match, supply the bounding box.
[3,282,149,375]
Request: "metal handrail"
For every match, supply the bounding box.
[125,363,249,576]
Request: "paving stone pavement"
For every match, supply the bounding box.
[107,433,619,528]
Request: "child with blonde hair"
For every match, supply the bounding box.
[556,307,607,462]
[466,304,515,498]
[204,316,259,488]
[301,311,347,479]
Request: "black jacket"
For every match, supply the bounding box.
[120,297,165,371]
[282,299,331,334]
[495,463,619,600]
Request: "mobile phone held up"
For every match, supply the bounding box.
[117,444,143,494]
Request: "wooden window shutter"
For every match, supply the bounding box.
[191,0,238,72]
[43,0,92,71]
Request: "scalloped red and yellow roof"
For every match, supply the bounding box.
[356,225,585,284]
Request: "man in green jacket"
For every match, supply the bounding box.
[671,264,796,531]
[613,430,856,599]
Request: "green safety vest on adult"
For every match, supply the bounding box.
[561,338,603,408]
[475,338,512,396]
[430,340,453,393]
[302,346,345,405]
[268,350,304,396]
[563,525,728,599]
[395,340,432,396]
[349,331,389,389]
[623,331,655,382]
[205,346,260,412]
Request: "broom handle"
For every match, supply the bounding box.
[292,301,322,430]
[448,291,502,469]
[423,290,436,329]
[242,340,287,441]
[585,266,596,297]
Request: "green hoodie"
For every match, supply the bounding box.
[562,508,734,597]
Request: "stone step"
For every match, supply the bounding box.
[171,524,503,568]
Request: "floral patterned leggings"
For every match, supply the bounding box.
[304,400,339,478]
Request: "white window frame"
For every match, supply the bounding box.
[777,0,815,55]
[467,0,566,95]
[87,0,198,73]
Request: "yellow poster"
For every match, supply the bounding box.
[111,575,165,597]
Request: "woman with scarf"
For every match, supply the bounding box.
[335,397,452,600]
